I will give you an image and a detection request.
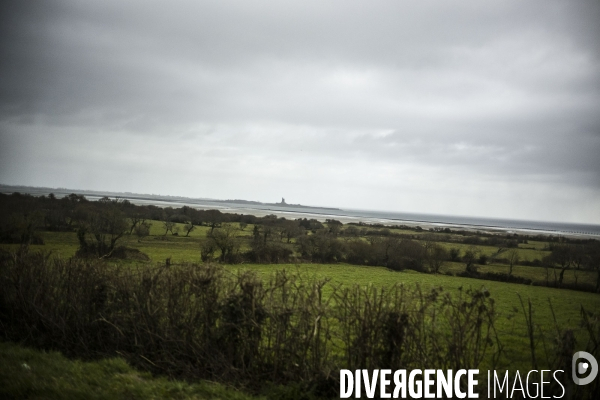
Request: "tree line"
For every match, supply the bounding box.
[1,192,599,292]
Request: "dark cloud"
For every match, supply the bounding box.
[1,0,599,222]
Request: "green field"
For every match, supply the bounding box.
[2,221,590,287]
[239,263,598,370]
[0,342,259,400]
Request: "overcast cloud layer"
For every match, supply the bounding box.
[1,0,599,223]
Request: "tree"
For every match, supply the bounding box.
[326,219,343,237]
[389,239,427,271]
[127,210,148,235]
[298,218,324,232]
[282,220,302,243]
[163,220,175,236]
[463,246,479,274]
[204,209,223,233]
[570,245,586,270]
[548,244,573,286]
[449,248,461,262]
[491,247,507,264]
[183,222,195,237]
[296,231,344,263]
[1,210,44,247]
[344,225,360,237]
[427,243,448,274]
[344,238,374,265]
[207,223,239,262]
[585,243,600,292]
[135,221,152,242]
[506,248,520,276]
[258,216,278,244]
[43,197,71,231]
[248,235,293,263]
[77,199,128,258]
[200,241,216,262]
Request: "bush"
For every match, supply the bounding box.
[478,254,488,265]
[0,250,504,394]
[457,270,533,285]
[245,242,293,263]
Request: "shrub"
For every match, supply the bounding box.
[3,250,596,397]
[0,250,505,394]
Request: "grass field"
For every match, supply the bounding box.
[0,342,260,400]
[2,223,587,287]
[234,262,599,370]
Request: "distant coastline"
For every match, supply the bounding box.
[0,184,340,211]
[1,183,599,237]
[221,198,340,211]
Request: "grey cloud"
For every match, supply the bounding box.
[1,0,599,222]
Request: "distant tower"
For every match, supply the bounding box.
[281,197,286,204]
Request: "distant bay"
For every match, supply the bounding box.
[2,184,599,237]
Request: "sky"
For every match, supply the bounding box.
[1,0,599,224]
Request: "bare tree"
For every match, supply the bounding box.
[507,248,520,276]
[491,247,507,264]
[183,222,195,237]
[204,209,223,233]
[127,210,148,235]
[163,220,175,236]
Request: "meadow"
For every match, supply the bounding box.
[6,219,594,288]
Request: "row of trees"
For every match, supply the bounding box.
[201,224,600,292]
[543,243,600,288]
[2,192,600,291]
[0,193,145,257]
[0,193,326,258]
[203,222,468,274]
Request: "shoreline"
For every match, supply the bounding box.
[2,185,598,239]
[208,205,600,238]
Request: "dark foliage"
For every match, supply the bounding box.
[1,250,506,396]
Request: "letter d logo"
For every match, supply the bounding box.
[572,351,598,385]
